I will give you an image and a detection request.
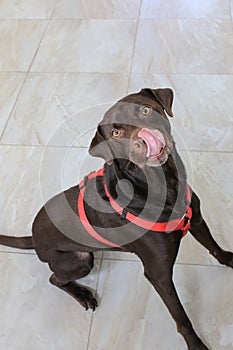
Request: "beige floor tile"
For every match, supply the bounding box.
[53,0,87,18]
[1,72,128,146]
[103,251,140,261]
[0,146,46,254]
[132,19,233,74]
[85,0,139,19]
[0,145,103,253]
[181,151,233,227]
[0,0,57,19]
[89,260,233,350]
[53,0,140,19]
[177,151,233,265]
[0,252,100,350]
[0,20,48,71]
[0,73,25,136]
[128,74,233,152]
[39,146,103,203]
[140,0,230,19]
[31,20,137,73]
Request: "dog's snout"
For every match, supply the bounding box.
[133,138,145,150]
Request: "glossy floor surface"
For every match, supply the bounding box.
[0,1,233,349]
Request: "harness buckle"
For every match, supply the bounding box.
[79,175,89,190]
[121,209,127,220]
[181,216,191,236]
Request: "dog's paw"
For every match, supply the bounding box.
[188,339,210,350]
[196,345,209,350]
[216,250,233,268]
[225,252,233,268]
[76,287,98,311]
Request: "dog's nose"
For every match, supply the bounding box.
[132,138,146,152]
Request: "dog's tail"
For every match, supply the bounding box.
[0,235,34,249]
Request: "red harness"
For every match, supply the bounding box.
[77,168,192,249]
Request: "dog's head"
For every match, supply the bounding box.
[89,88,174,168]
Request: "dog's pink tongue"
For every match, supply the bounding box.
[138,128,165,157]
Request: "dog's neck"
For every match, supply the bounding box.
[104,146,187,221]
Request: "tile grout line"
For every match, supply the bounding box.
[0,40,44,142]
[0,0,60,144]
[0,250,36,256]
[90,257,227,270]
[0,248,227,270]
[26,0,60,73]
[86,252,104,350]
[175,262,227,269]
[126,17,233,21]
[0,17,230,21]
[2,71,233,75]
[229,0,233,30]
[126,0,142,93]
[0,72,28,142]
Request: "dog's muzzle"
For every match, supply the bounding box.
[138,128,166,158]
[130,128,169,167]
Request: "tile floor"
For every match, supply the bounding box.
[0,1,233,349]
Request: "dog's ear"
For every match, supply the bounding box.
[89,126,113,164]
[141,88,174,117]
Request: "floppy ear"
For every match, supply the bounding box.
[89,126,113,163]
[141,88,174,117]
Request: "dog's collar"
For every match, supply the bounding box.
[77,168,192,248]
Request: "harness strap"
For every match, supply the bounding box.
[104,181,192,237]
[78,169,122,249]
[77,168,192,248]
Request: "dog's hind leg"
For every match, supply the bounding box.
[48,250,98,311]
[190,191,233,268]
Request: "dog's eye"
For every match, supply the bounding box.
[141,106,152,117]
[112,129,121,138]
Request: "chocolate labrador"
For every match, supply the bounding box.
[0,88,232,350]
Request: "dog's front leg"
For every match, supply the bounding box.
[135,235,209,350]
[144,269,209,350]
[190,191,233,268]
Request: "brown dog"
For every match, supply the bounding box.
[0,88,232,350]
